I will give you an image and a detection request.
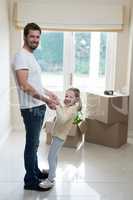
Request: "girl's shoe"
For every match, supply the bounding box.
[39,178,55,189]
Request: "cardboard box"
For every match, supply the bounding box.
[63,126,82,148]
[84,119,128,148]
[86,93,129,124]
[44,121,85,148]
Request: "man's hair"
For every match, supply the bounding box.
[67,87,82,111]
[23,23,41,37]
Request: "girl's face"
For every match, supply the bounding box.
[64,90,76,106]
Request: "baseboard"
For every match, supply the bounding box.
[0,126,11,149]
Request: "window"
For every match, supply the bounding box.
[73,32,109,91]
[34,32,64,91]
[99,32,107,76]
[75,32,91,75]
[21,31,117,92]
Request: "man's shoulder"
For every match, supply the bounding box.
[14,49,30,59]
[13,49,32,63]
[12,49,31,69]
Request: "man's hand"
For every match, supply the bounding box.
[46,98,58,110]
[44,89,60,105]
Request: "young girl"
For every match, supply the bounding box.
[40,88,81,189]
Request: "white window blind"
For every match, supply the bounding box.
[15,2,124,31]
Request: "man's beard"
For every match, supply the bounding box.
[25,39,39,51]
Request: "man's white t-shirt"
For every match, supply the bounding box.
[12,48,45,109]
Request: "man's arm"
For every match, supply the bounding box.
[16,69,57,108]
[43,88,60,104]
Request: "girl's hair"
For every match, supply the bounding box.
[67,87,82,111]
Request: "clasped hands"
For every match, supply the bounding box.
[45,91,60,110]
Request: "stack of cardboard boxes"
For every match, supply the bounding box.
[84,93,129,148]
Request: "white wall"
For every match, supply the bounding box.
[9,0,24,131]
[128,1,133,135]
[10,0,132,132]
[0,0,10,144]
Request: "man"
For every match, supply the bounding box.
[12,23,59,191]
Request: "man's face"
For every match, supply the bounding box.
[24,30,41,50]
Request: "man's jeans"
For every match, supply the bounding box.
[21,104,46,185]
